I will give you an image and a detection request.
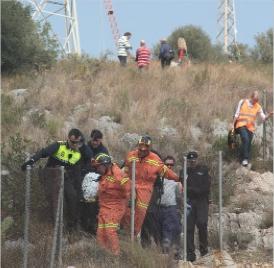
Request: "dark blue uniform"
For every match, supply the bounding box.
[181,164,211,262]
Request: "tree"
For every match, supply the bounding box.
[228,43,250,62]
[251,28,273,63]
[167,25,212,61]
[1,0,58,73]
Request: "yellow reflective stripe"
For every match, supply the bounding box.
[98,223,119,229]
[145,159,160,167]
[136,200,148,209]
[121,177,129,185]
[105,176,115,183]
[239,113,256,118]
[160,165,168,177]
[128,157,139,162]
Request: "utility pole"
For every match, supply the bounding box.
[24,0,81,55]
[217,0,238,55]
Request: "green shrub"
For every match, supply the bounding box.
[1,1,58,73]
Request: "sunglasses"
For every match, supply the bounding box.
[70,140,81,144]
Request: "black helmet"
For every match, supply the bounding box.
[95,153,112,165]
[138,135,152,147]
[186,151,198,160]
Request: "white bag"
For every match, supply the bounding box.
[82,172,100,202]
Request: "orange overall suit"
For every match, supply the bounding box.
[96,163,130,255]
[122,150,179,236]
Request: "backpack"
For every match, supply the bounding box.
[168,49,175,60]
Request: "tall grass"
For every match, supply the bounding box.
[2,58,272,161]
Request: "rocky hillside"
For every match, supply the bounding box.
[1,58,273,266]
[1,58,273,161]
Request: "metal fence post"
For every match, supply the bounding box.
[263,89,267,161]
[23,165,32,268]
[50,168,63,268]
[183,156,187,262]
[57,166,65,267]
[130,160,136,242]
[218,151,223,251]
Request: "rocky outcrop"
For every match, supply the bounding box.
[208,167,273,252]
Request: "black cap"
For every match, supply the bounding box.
[187,151,198,160]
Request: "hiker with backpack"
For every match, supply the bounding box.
[159,38,174,68]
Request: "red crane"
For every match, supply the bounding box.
[102,0,120,48]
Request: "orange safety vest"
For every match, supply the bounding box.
[235,99,262,132]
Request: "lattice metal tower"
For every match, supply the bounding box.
[217,0,238,54]
[102,0,120,48]
[24,0,81,55]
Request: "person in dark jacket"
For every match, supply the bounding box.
[21,128,94,232]
[88,129,109,156]
[80,129,110,234]
[180,151,211,262]
[159,38,174,68]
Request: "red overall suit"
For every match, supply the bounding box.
[96,163,130,255]
[122,150,179,236]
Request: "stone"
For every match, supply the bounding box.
[158,126,178,138]
[1,170,10,176]
[121,133,140,148]
[262,227,273,250]
[190,126,202,142]
[238,213,262,230]
[8,89,29,104]
[194,250,236,267]
[178,261,194,268]
[212,119,229,137]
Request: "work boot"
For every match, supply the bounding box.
[162,238,171,254]
[187,253,196,262]
[242,159,248,167]
[200,249,208,257]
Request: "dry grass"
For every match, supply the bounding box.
[2,58,272,162]
[1,225,170,268]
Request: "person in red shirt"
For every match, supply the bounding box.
[135,40,151,70]
[93,153,130,255]
[122,136,179,236]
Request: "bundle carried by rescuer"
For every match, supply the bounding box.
[82,172,100,202]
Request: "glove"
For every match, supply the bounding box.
[21,159,35,171]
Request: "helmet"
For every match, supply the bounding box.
[186,151,198,160]
[138,135,152,147]
[94,153,112,165]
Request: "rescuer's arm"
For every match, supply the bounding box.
[21,142,59,170]
[160,164,179,181]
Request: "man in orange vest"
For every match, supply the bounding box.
[122,135,179,236]
[232,91,273,166]
[93,153,130,255]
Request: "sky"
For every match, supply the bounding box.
[30,0,274,57]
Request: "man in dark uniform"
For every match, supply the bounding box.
[80,129,110,234]
[88,129,109,156]
[181,151,211,262]
[21,128,93,232]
